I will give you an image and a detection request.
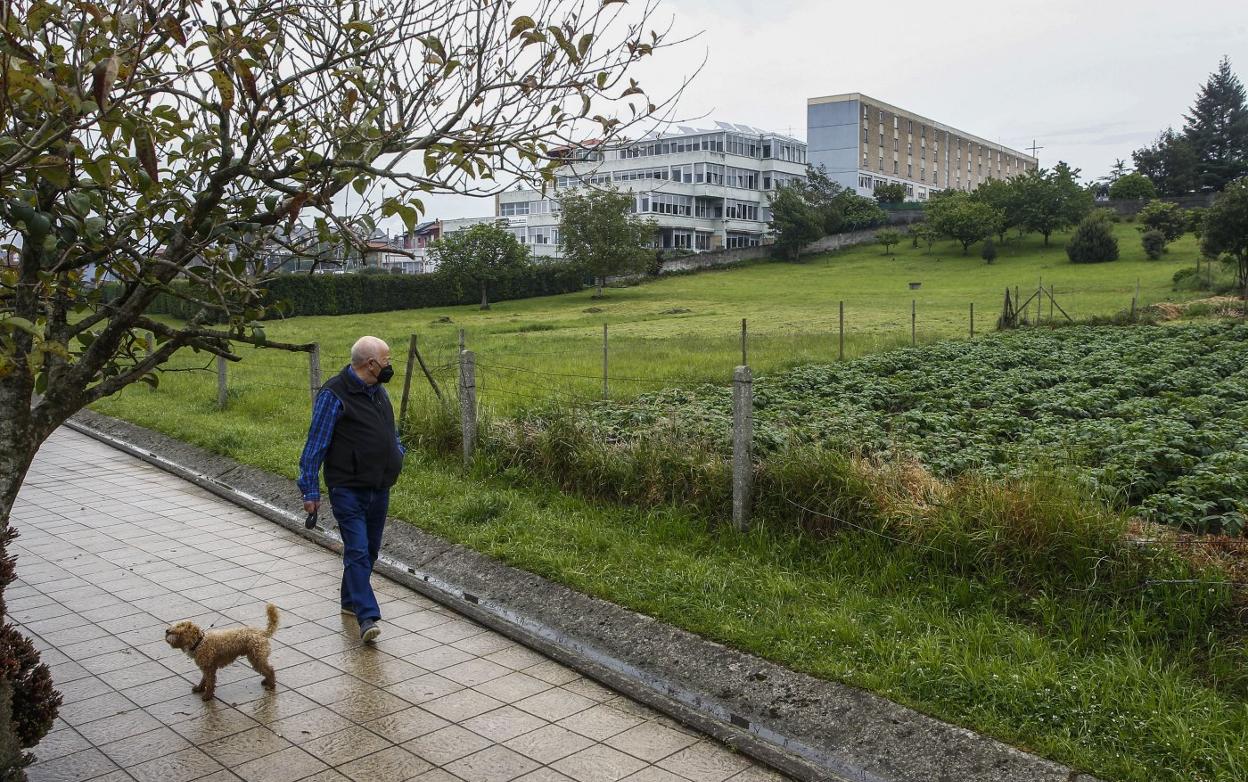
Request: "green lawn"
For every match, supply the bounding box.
[87,224,1248,782]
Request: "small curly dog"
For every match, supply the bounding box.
[164,604,280,701]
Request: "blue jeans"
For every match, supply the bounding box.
[328,486,388,623]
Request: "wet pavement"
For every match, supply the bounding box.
[11,428,785,782]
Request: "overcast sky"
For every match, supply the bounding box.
[411,0,1248,224]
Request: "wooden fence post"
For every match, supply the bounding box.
[399,334,417,432]
[216,355,227,410]
[970,302,975,338]
[911,299,916,346]
[838,300,844,361]
[308,343,321,405]
[740,318,747,366]
[459,349,476,467]
[602,323,609,400]
[732,365,753,533]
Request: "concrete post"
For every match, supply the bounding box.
[216,355,227,410]
[969,302,974,338]
[459,350,476,467]
[911,299,916,346]
[838,300,844,361]
[602,323,609,400]
[732,365,753,533]
[740,318,747,367]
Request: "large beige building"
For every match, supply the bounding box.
[807,92,1038,201]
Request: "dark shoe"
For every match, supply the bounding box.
[360,620,381,644]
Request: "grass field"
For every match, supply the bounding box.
[86,223,1248,782]
[120,222,1205,417]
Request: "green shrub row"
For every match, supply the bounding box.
[108,264,587,320]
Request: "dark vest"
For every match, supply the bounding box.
[322,366,403,490]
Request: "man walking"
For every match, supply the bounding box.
[298,335,404,643]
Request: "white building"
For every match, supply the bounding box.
[486,122,808,258]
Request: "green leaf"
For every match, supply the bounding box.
[343,20,375,35]
[1,316,40,337]
[577,33,594,58]
[509,16,536,38]
[548,26,579,64]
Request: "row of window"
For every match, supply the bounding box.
[860,103,1032,174]
[615,133,807,163]
[554,162,793,191]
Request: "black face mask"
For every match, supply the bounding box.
[376,363,394,384]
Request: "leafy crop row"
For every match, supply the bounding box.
[578,323,1248,534]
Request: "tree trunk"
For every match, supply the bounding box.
[0,373,60,777]
[1043,231,1051,246]
[479,282,490,310]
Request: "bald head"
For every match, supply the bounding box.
[350,336,389,369]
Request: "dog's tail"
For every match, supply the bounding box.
[264,604,280,637]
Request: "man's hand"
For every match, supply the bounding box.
[304,500,320,514]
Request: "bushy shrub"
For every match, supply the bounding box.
[1142,229,1167,259]
[873,182,907,205]
[875,228,902,255]
[1066,214,1120,263]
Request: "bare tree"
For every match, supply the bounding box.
[0,0,688,770]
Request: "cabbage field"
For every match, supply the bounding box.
[584,322,1248,534]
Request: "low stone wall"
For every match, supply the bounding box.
[1097,194,1215,216]
[657,211,920,274]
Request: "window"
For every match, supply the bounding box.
[724,200,759,220]
[863,152,868,168]
[893,138,899,152]
[763,175,771,190]
[907,120,913,133]
[878,155,884,172]
[499,201,529,216]
[893,116,899,129]
[907,164,912,178]
[863,128,868,143]
[695,232,711,250]
[879,132,884,147]
[862,104,869,119]
[907,143,912,156]
[893,160,899,174]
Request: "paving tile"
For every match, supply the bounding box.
[127,746,223,782]
[403,724,493,764]
[440,658,511,688]
[268,706,356,745]
[362,705,449,744]
[514,689,596,722]
[620,770,689,782]
[504,724,595,764]
[232,745,327,782]
[422,689,505,722]
[27,747,118,782]
[655,743,751,782]
[31,728,93,764]
[335,745,431,782]
[551,745,648,782]
[462,706,549,743]
[475,672,553,704]
[604,721,699,763]
[325,687,412,722]
[444,746,540,782]
[513,771,578,782]
[76,709,163,746]
[387,673,462,705]
[300,725,393,766]
[556,705,644,742]
[168,706,260,744]
[199,725,292,766]
[98,726,192,767]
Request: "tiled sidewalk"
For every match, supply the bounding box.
[10,429,785,782]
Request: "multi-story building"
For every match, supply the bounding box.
[807,92,1037,201]
[493,122,808,257]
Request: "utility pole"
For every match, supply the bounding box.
[1026,139,1044,163]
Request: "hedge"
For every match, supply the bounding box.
[104,264,587,320]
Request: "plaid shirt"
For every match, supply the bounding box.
[297,366,404,501]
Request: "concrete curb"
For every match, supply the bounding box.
[66,410,1100,782]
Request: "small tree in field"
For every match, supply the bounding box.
[981,238,998,264]
[1201,178,1248,294]
[430,223,531,310]
[768,183,824,261]
[1108,173,1158,200]
[1017,163,1093,246]
[1067,213,1120,263]
[1142,229,1167,260]
[0,0,680,770]
[559,187,656,297]
[1137,200,1187,242]
[875,229,903,255]
[925,192,1002,254]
